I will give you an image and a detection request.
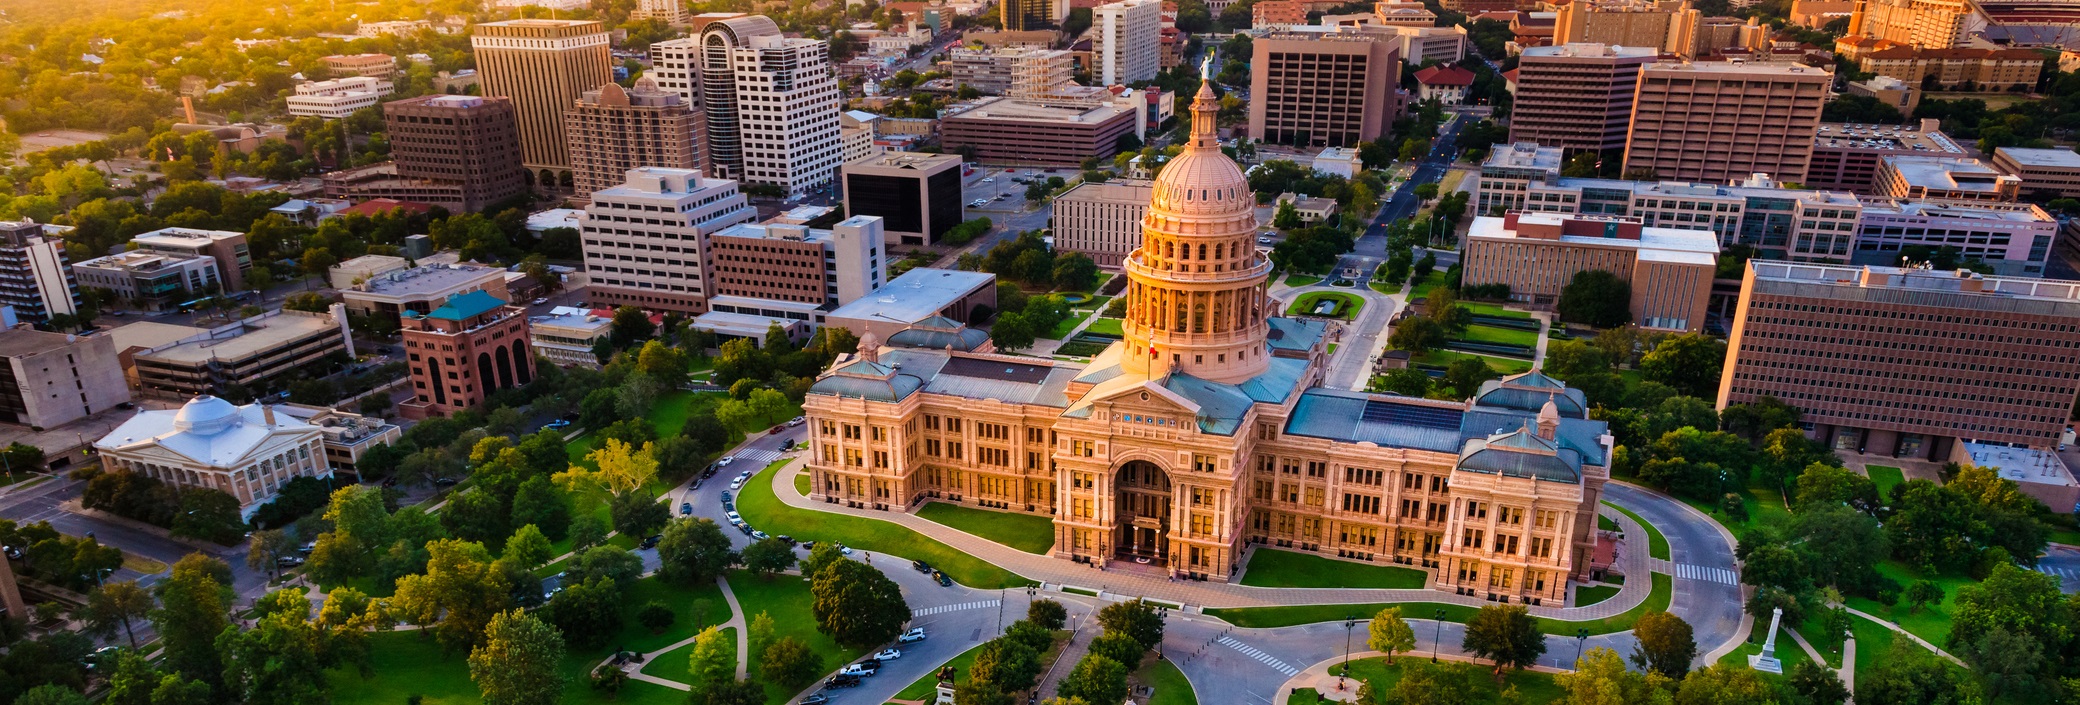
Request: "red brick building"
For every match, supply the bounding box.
[399,291,536,420]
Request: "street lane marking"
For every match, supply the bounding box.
[1674,564,1739,586]
[734,449,782,466]
[912,599,1000,617]
[2038,565,2075,580]
[1218,636,1299,676]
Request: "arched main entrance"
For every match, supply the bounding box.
[1114,460,1173,564]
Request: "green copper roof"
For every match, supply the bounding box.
[423,290,507,321]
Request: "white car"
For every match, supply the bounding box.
[788,416,806,427]
[1258,237,1272,244]
[717,456,735,467]
[726,511,743,523]
[981,177,995,183]
[873,649,902,660]
[897,628,927,643]
[839,664,877,677]
[730,477,745,490]
[838,544,853,555]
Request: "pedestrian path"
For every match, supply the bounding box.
[1218,636,1300,676]
[730,448,783,467]
[913,599,1001,618]
[1673,563,1739,586]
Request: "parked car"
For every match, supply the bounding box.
[299,541,316,555]
[680,502,694,515]
[1258,236,1272,244]
[780,438,795,450]
[933,570,952,587]
[768,426,785,435]
[911,560,932,574]
[800,540,817,551]
[717,456,735,467]
[838,663,877,677]
[838,544,853,555]
[729,477,745,490]
[720,491,733,503]
[751,530,770,541]
[276,556,305,568]
[777,535,795,545]
[640,535,662,550]
[801,694,831,705]
[433,477,458,487]
[856,658,882,670]
[737,523,754,536]
[825,674,862,688]
[873,648,902,661]
[898,628,927,643]
[543,419,571,430]
[726,511,742,523]
[788,416,806,426]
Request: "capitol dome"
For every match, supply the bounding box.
[1148,84,1253,218]
[171,395,243,435]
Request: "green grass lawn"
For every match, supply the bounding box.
[1411,350,1532,374]
[725,570,866,704]
[1086,317,1124,337]
[891,641,987,700]
[1285,273,1323,287]
[1849,612,1904,676]
[1286,291,1365,320]
[1370,280,1400,295]
[1575,585,1620,607]
[1409,271,1450,301]
[1842,560,1976,648]
[914,502,1057,554]
[1341,656,1563,704]
[1666,472,1794,537]
[640,627,736,687]
[1209,573,1670,633]
[736,460,1033,589]
[1601,502,1669,561]
[1597,515,1618,532]
[1866,465,1906,500]
[1044,308,1095,340]
[1457,324,1540,348]
[1460,302,1532,320]
[1237,549,1428,589]
[1143,658,1198,705]
[1287,688,1321,704]
[793,471,810,495]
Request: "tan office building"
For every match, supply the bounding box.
[470,19,613,174]
[1053,179,1154,268]
[1874,155,2021,202]
[1993,147,2080,199]
[1508,43,1657,155]
[1552,0,1678,50]
[1860,46,2044,91]
[1462,212,1718,332]
[940,98,1139,166]
[1850,0,1972,49]
[1248,27,1403,148]
[1622,61,1831,185]
[566,79,705,198]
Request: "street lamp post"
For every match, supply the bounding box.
[1573,629,1590,672]
[1432,609,1446,663]
[1340,616,1359,689]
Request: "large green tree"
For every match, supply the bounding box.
[1055,655,1128,705]
[151,554,231,691]
[658,517,737,585]
[1097,599,1166,652]
[1628,611,1696,679]
[1461,604,1546,673]
[391,539,513,652]
[811,558,911,649]
[1637,334,1726,399]
[469,610,567,705]
[1554,270,1632,328]
[216,588,333,705]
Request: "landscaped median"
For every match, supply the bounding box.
[915,501,1057,554]
[1601,501,1670,561]
[735,460,1035,589]
[1285,291,1365,320]
[1203,572,1673,635]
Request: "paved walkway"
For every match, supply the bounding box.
[768,461,1657,619]
[624,576,751,691]
[1843,605,1965,666]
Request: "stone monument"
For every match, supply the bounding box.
[1748,607,1785,674]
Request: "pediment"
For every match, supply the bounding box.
[1085,380,1202,417]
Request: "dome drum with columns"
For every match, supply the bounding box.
[801,74,1613,601]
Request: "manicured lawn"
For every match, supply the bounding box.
[1461,301,1531,320]
[1842,560,1976,648]
[1411,350,1533,374]
[1457,324,1539,348]
[726,570,866,704]
[1341,656,1563,704]
[641,627,736,687]
[1086,317,1124,337]
[1143,658,1198,705]
[1285,273,1323,287]
[736,459,1034,589]
[566,391,717,463]
[1044,308,1095,340]
[318,574,397,599]
[1866,465,1906,500]
[1209,573,1671,634]
[793,471,810,496]
[1601,502,1669,561]
[330,612,717,705]
[915,502,1057,554]
[1370,280,1400,295]
[1597,515,1618,532]
[1287,688,1321,704]
[1666,472,1794,538]
[892,641,987,700]
[1408,271,1450,301]
[1237,549,1427,589]
[1850,612,1904,676]
[1575,585,1619,607]
[1286,291,1366,319]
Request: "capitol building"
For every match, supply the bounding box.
[804,78,1610,604]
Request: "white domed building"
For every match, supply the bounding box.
[95,395,332,519]
[803,78,1613,603]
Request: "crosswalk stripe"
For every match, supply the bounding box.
[734,449,783,466]
[2037,566,2075,580]
[911,600,1001,618]
[1218,636,1299,676]
[1673,564,1738,586]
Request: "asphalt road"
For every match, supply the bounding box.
[0,476,265,594]
[1603,482,1747,659]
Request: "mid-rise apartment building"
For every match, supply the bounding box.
[1622,61,1831,185]
[1874,156,2021,202]
[1853,200,2056,275]
[1462,212,1719,331]
[131,228,252,292]
[340,262,511,321]
[0,221,79,326]
[580,168,758,313]
[1053,179,1154,268]
[1093,0,1161,86]
[1861,46,2044,91]
[96,396,329,519]
[1508,43,1657,155]
[398,292,534,420]
[326,94,528,213]
[633,0,690,24]
[470,19,613,172]
[1248,27,1404,148]
[1718,260,2080,458]
[941,98,1139,166]
[323,53,397,79]
[529,310,614,369]
[566,79,705,198]
[286,77,394,119]
[1849,0,1973,49]
[1553,0,1680,50]
[947,47,1075,95]
[72,251,222,311]
[0,328,128,429]
[129,309,353,399]
[707,217,886,309]
[666,16,842,195]
[1805,120,1967,193]
[841,152,965,246]
[1992,147,2080,199]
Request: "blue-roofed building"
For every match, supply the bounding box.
[803,76,1609,606]
[398,292,534,420]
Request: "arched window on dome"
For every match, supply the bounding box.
[1212,300,1226,333]
[1174,300,1188,332]
[1197,244,1207,260]
[1193,304,1206,334]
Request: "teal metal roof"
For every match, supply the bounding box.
[1473,370,1589,418]
[1266,318,1327,353]
[1457,425,1583,483]
[423,290,507,321]
[1158,357,1310,435]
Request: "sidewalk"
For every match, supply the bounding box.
[768,461,1657,619]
